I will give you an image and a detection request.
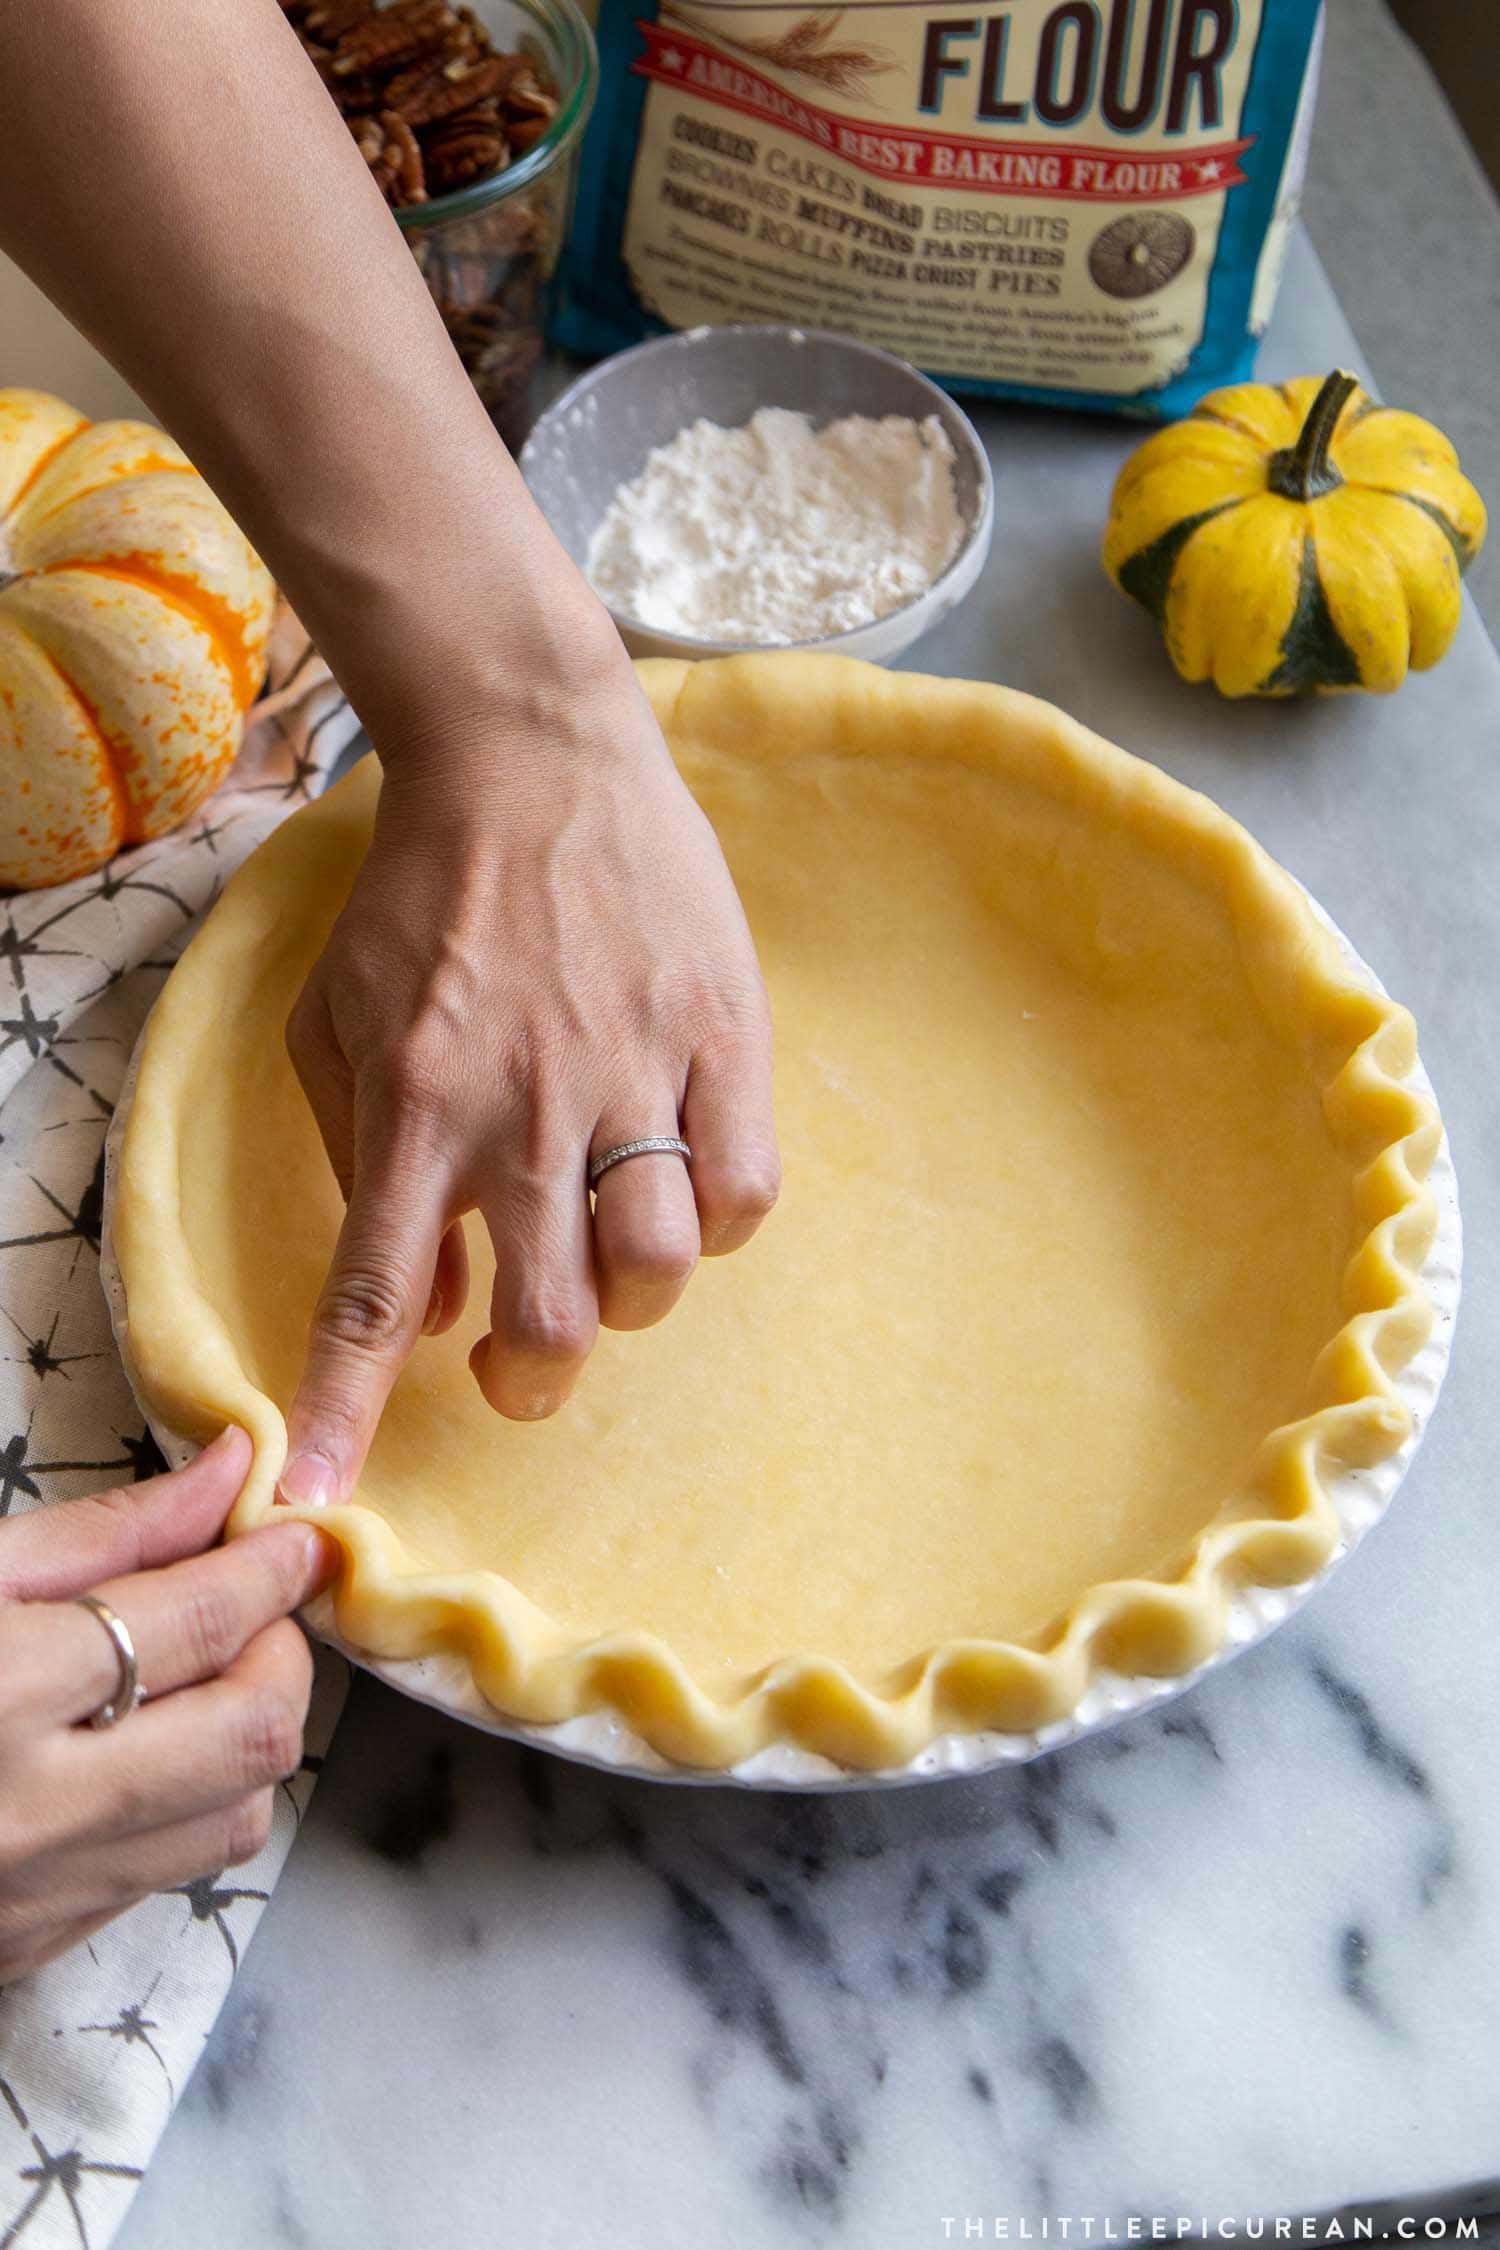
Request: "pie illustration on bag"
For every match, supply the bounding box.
[1088,213,1197,299]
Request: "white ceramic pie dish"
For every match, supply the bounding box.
[97,890,1461,1792]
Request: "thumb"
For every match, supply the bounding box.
[0,1424,252,1603]
[280,1134,447,1507]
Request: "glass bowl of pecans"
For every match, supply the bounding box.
[285,0,598,447]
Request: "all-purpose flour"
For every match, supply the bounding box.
[585,408,964,644]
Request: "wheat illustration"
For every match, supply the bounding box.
[663,5,899,97]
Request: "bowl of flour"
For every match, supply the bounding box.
[519,325,993,663]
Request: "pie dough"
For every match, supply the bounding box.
[113,655,1441,1769]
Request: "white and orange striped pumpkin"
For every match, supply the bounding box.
[0,388,274,889]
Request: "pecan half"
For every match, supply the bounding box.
[504,68,554,113]
[504,116,549,154]
[309,46,382,111]
[425,129,508,194]
[434,93,501,128]
[381,33,497,122]
[302,0,375,38]
[394,52,510,127]
[377,108,428,201]
[383,53,455,115]
[332,0,456,75]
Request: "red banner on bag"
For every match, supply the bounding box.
[632,20,1252,200]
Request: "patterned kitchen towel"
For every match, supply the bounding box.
[0,606,358,2250]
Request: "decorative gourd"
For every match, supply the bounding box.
[0,388,274,888]
[1102,370,1487,699]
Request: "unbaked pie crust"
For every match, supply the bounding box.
[114,656,1441,1770]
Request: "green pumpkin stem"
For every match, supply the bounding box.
[1268,369,1362,502]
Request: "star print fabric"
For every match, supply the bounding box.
[0,607,356,2250]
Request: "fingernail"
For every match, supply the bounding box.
[277,1449,337,1509]
[422,1284,443,1336]
[203,1423,248,1458]
[299,1525,341,1591]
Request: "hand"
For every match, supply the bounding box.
[0,1428,335,1983]
[280,628,779,1504]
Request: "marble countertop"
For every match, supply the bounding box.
[108,229,1500,2248]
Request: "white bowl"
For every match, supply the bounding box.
[518,324,995,664]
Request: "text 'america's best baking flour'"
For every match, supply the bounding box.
[555,0,1324,417]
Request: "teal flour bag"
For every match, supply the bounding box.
[554,0,1323,415]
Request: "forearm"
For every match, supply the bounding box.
[0,0,612,756]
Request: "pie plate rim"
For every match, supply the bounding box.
[97,888,1462,1791]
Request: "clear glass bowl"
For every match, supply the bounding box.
[394,0,597,450]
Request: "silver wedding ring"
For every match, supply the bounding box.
[588,1136,692,1191]
[74,1592,146,1729]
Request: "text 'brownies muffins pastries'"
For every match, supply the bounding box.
[556,0,1324,415]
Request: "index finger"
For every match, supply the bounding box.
[12,1515,337,1727]
[280,1122,451,1506]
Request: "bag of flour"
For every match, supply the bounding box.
[555,0,1323,416]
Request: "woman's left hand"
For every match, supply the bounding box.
[0,1429,333,1982]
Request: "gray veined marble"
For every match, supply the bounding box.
[118,228,1500,2250]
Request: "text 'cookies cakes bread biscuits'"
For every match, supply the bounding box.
[112,655,1442,1772]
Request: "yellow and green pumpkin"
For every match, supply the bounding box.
[0,387,274,889]
[1102,369,1487,698]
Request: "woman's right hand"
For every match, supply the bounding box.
[0,1427,335,1983]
